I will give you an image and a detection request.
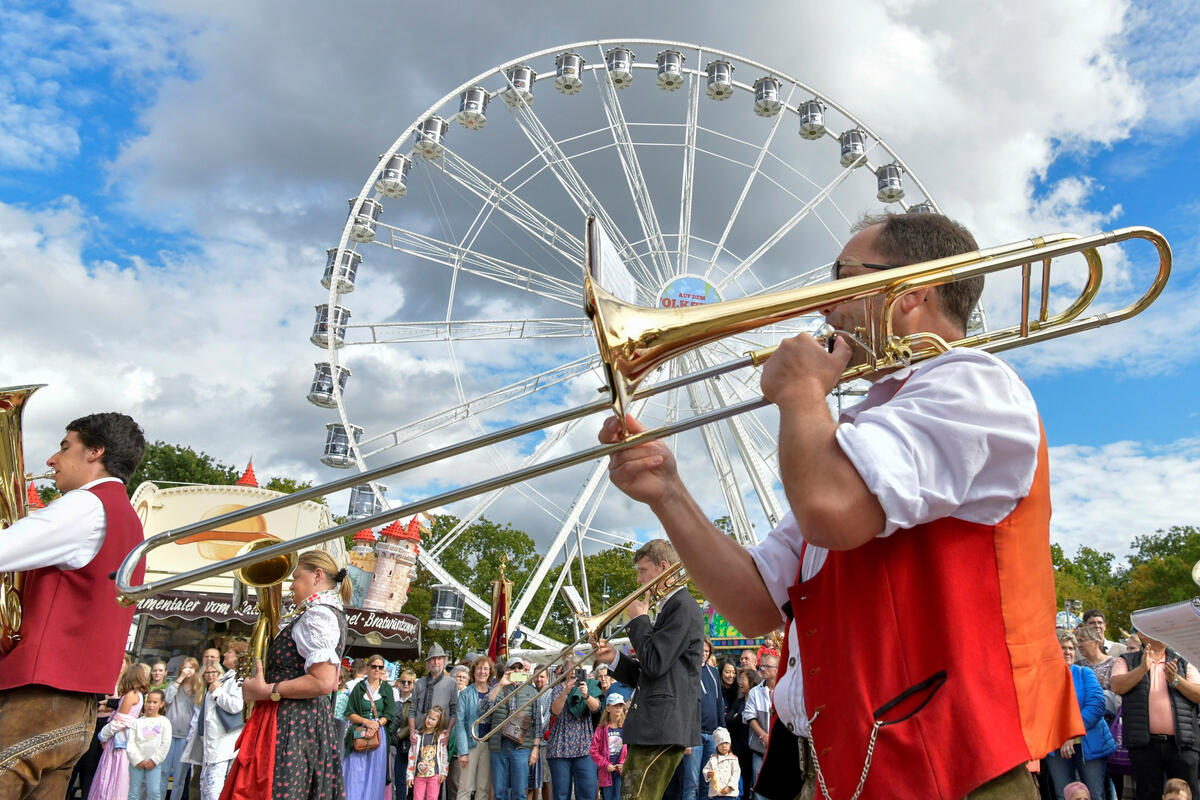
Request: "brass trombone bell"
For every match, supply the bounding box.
[232,535,297,588]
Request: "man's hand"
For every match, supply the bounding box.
[529,745,539,767]
[241,660,269,703]
[592,639,616,665]
[625,589,650,621]
[600,415,680,507]
[760,334,852,409]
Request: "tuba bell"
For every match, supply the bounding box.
[0,384,47,655]
[232,535,297,715]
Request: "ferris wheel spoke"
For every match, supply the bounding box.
[703,81,797,282]
[372,221,581,307]
[715,159,862,292]
[438,148,585,267]
[356,354,600,456]
[677,72,700,276]
[500,79,660,293]
[591,48,674,283]
[341,317,591,346]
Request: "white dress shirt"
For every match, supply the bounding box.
[0,477,122,571]
[746,348,1041,736]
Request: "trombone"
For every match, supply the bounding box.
[470,561,688,743]
[114,224,1171,604]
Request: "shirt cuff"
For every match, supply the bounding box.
[303,648,341,672]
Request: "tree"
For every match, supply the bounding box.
[127,441,237,495]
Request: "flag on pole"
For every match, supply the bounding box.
[487,559,512,663]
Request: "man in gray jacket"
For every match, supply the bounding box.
[410,642,458,733]
[595,539,703,800]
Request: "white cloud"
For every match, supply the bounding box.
[1049,438,1200,557]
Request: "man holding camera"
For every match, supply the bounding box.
[594,539,703,800]
[481,659,542,800]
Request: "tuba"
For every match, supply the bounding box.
[0,384,46,654]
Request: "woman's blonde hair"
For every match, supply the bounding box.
[297,549,352,604]
[118,662,151,697]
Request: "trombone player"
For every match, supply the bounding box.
[599,212,1083,799]
[0,412,146,799]
[592,539,702,800]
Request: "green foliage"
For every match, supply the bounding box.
[262,476,314,495]
[1053,526,1200,637]
[128,441,237,495]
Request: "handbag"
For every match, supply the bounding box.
[352,689,382,752]
[501,711,532,745]
[213,692,244,733]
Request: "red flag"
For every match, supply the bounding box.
[488,565,512,663]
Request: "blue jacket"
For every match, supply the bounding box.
[699,664,725,735]
[454,683,490,754]
[1049,664,1115,761]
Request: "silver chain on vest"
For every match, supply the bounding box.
[806,710,881,800]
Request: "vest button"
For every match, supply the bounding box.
[805,629,816,637]
[808,667,820,676]
[787,721,795,732]
[789,657,797,667]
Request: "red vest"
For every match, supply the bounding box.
[0,481,144,695]
[787,431,1081,799]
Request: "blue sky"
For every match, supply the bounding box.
[2,0,1199,569]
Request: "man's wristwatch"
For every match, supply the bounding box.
[270,682,282,702]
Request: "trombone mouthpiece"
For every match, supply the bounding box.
[25,471,53,482]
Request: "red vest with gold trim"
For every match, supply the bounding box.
[787,431,1081,799]
[0,481,144,695]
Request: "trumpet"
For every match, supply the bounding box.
[114,224,1171,605]
[471,561,688,743]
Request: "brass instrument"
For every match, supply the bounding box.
[471,561,689,743]
[114,225,1171,605]
[232,535,297,718]
[1,384,46,654]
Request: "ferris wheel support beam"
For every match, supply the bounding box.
[682,355,757,546]
[592,47,674,283]
[508,458,611,636]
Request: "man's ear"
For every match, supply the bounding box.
[895,287,931,314]
[86,445,106,464]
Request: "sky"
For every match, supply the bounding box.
[3,0,1199,593]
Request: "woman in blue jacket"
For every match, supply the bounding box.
[453,656,497,800]
[1047,631,1116,800]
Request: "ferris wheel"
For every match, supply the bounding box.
[306,39,938,651]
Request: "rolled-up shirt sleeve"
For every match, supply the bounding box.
[746,513,803,618]
[292,605,342,671]
[835,351,1041,537]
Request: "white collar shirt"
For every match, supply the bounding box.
[745,349,1041,736]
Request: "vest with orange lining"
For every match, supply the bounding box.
[0,481,144,695]
[778,429,1081,799]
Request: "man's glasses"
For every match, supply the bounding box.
[831,259,899,281]
[758,664,778,671]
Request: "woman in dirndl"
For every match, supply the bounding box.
[342,653,395,800]
[221,549,352,800]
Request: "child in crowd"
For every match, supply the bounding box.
[590,694,628,800]
[407,705,450,800]
[91,663,151,800]
[1165,778,1193,800]
[127,690,173,800]
[702,727,741,798]
[1061,781,1090,800]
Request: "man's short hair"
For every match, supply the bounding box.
[1082,609,1105,624]
[66,412,146,483]
[634,538,678,567]
[852,212,981,331]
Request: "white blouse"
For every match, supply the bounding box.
[291,591,344,671]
